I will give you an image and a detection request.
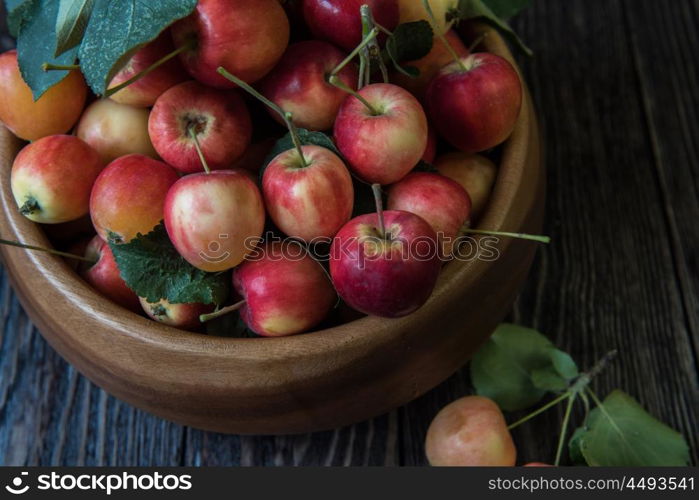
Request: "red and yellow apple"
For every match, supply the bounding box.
[11,135,104,224]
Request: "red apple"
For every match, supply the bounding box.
[435,152,497,220]
[391,30,469,101]
[164,170,265,272]
[90,155,180,243]
[109,33,188,107]
[263,145,354,241]
[427,53,522,152]
[148,81,252,174]
[11,135,104,224]
[76,99,159,165]
[80,236,140,312]
[258,40,359,131]
[303,0,400,51]
[232,242,336,337]
[387,172,471,256]
[139,297,214,330]
[0,50,87,141]
[171,0,290,88]
[422,124,438,163]
[329,210,441,318]
[334,83,428,185]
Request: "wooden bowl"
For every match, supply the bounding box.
[0,27,544,434]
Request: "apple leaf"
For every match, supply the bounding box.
[78,0,197,95]
[5,0,34,37]
[385,21,434,77]
[454,0,532,56]
[575,390,690,466]
[260,129,341,178]
[568,426,587,465]
[108,223,230,306]
[16,0,78,100]
[55,0,95,57]
[470,324,578,411]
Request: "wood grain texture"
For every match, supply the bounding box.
[1,0,698,465]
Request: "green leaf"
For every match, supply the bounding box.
[385,21,433,77]
[78,0,197,95]
[55,0,95,56]
[260,129,341,179]
[470,324,578,411]
[109,223,230,306]
[5,0,35,37]
[577,390,690,466]
[568,426,587,465]
[482,0,530,19]
[455,0,532,56]
[16,0,78,100]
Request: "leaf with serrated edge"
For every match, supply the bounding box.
[55,0,95,56]
[17,0,78,99]
[578,390,690,466]
[78,0,197,95]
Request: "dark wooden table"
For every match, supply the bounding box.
[0,0,697,466]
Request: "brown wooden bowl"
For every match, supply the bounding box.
[0,27,544,434]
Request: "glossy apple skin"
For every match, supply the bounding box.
[397,0,458,36]
[80,236,141,312]
[76,99,159,165]
[149,81,252,174]
[387,172,471,256]
[303,0,400,51]
[11,135,104,224]
[334,83,428,185]
[427,53,522,153]
[109,33,188,107]
[90,155,180,243]
[425,396,517,466]
[263,145,354,241]
[164,170,265,272]
[234,242,336,337]
[0,50,87,141]
[139,297,214,330]
[259,40,358,131]
[171,0,290,88]
[391,30,469,101]
[329,210,440,318]
[435,152,497,220]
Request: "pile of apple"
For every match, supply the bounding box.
[0,0,523,337]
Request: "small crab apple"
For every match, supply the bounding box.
[303,0,400,51]
[330,187,441,318]
[11,135,104,224]
[425,396,517,466]
[263,145,354,241]
[80,236,140,312]
[76,99,159,165]
[164,169,265,272]
[108,33,188,107]
[202,242,336,337]
[427,52,523,153]
[90,155,180,243]
[387,172,471,256]
[258,40,359,131]
[435,152,497,220]
[149,81,252,174]
[334,83,428,185]
[171,0,290,88]
[139,297,214,330]
[0,50,87,141]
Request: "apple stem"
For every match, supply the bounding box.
[216,66,309,168]
[0,238,96,264]
[421,0,468,72]
[103,39,196,98]
[199,299,246,323]
[187,125,211,174]
[329,28,379,79]
[371,183,387,238]
[42,63,80,71]
[328,75,380,115]
[467,32,488,54]
[461,228,551,244]
[360,5,389,84]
